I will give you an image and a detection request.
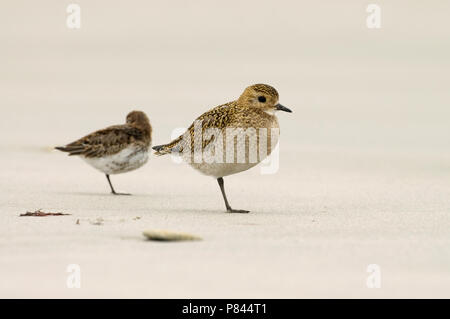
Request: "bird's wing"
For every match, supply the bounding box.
[56,125,144,158]
[153,102,237,155]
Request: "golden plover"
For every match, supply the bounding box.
[56,110,152,195]
[153,84,292,213]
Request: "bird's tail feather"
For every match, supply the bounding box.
[152,136,183,156]
[55,145,84,156]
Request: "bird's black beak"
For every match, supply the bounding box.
[275,103,292,113]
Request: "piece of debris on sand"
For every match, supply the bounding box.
[89,217,104,226]
[143,230,201,242]
[20,210,70,217]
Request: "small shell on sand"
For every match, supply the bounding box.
[143,230,201,242]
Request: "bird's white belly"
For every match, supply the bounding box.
[188,126,280,178]
[191,162,259,178]
[82,146,149,175]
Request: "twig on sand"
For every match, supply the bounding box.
[20,210,70,217]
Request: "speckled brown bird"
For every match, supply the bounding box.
[56,110,152,195]
[153,84,292,213]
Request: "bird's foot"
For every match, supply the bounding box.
[226,209,250,214]
[111,192,131,196]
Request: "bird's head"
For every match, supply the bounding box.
[237,84,292,115]
[126,110,151,134]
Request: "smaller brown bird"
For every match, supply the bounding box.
[55,110,152,195]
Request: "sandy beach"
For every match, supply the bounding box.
[1,1,449,298]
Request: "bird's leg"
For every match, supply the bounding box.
[105,174,130,196]
[217,177,249,213]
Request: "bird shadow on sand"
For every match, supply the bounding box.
[56,191,150,197]
[159,207,252,215]
[54,192,257,215]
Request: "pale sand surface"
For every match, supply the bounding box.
[1,1,449,298]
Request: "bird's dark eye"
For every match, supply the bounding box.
[258,96,266,103]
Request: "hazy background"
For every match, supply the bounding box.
[0,1,449,298]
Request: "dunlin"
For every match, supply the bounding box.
[56,110,152,195]
[153,84,292,213]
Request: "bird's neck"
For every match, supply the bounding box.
[133,122,152,139]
